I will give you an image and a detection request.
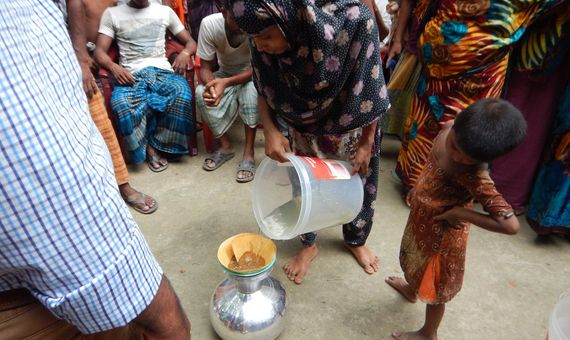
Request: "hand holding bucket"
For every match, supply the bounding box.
[253,154,364,240]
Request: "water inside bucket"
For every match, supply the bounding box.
[559,316,570,337]
[262,197,302,238]
[253,155,363,240]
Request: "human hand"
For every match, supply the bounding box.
[433,207,466,229]
[111,64,136,86]
[264,128,291,163]
[386,1,399,15]
[172,51,193,76]
[386,40,402,67]
[80,60,98,99]
[203,78,227,107]
[350,141,373,176]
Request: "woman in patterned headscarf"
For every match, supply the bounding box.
[226,0,390,284]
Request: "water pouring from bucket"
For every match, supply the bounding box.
[253,154,364,240]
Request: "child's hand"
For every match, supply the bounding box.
[433,207,465,229]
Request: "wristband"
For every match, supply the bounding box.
[181,49,191,56]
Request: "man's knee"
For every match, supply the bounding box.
[131,275,190,339]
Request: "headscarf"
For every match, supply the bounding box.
[227,0,390,134]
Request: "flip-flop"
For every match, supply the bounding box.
[147,154,168,172]
[203,150,235,171]
[124,192,158,214]
[236,159,256,183]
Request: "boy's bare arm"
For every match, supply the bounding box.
[434,207,520,235]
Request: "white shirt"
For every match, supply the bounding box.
[99,3,185,73]
[196,13,251,75]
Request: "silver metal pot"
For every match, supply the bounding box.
[210,265,287,339]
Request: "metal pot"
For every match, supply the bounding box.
[210,264,287,340]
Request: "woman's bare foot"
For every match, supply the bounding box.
[392,330,437,340]
[283,244,318,284]
[385,276,417,303]
[346,245,379,274]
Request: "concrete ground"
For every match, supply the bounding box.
[127,124,570,339]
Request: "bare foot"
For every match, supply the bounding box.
[385,276,417,303]
[392,330,437,340]
[283,245,318,284]
[346,245,379,274]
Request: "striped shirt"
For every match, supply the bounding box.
[0,0,163,333]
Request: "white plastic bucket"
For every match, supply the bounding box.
[253,154,364,240]
[549,297,570,340]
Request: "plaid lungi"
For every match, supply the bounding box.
[196,71,258,138]
[111,67,193,164]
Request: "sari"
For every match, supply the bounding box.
[527,85,570,235]
[490,6,570,211]
[395,0,562,191]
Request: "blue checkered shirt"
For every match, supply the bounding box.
[0,1,163,333]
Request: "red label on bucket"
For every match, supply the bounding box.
[300,157,351,180]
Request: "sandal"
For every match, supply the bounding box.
[203,150,235,171]
[124,192,158,214]
[236,159,256,183]
[147,154,168,172]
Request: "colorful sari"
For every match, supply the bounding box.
[395,0,561,191]
[527,85,570,236]
[490,6,570,211]
[382,0,431,138]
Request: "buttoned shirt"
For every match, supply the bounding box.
[0,0,163,333]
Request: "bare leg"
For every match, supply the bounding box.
[204,134,234,168]
[346,245,379,274]
[392,304,445,340]
[237,125,257,180]
[119,183,157,213]
[283,244,318,284]
[385,276,417,303]
[130,275,191,339]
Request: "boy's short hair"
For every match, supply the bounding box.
[454,98,527,162]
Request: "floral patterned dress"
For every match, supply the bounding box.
[400,139,512,304]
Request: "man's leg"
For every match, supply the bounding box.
[130,275,190,340]
[196,83,239,170]
[236,82,260,181]
[236,124,257,181]
[88,87,157,213]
